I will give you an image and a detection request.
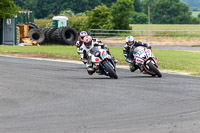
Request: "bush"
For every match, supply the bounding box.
[111,0,134,30]
[190,16,200,24]
[35,19,52,28]
[68,16,89,32]
[198,13,200,18]
[131,12,148,24]
[87,4,114,29]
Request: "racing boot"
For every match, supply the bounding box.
[87,64,95,75]
[129,60,139,72]
[87,67,95,75]
[81,57,88,64]
[112,57,118,64]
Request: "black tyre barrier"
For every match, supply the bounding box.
[31,27,78,45]
[26,22,39,30]
[44,28,52,42]
[51,27,65,44]
[51,27,78,45]
[61,27,78,45]
[29,28,45,44]
[45,28,58,43]
[40,28,51,42]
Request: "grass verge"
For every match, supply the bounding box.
[0,45,200,76]
[191,45,200,47]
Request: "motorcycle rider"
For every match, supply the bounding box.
[123,35,150,72]
[80,35,112,75]
[76,31,88,61]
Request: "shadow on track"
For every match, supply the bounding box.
[119,75,162,79]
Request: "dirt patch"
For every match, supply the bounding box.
[99,37,200,46]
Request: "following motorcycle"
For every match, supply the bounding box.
[133,46,162,77]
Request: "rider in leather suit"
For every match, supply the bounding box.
[80,35,112,75]
[76,31,88,61]
[123,35,150,72]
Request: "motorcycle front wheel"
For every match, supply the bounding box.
[148,61,162,77]
[104,62,118,79]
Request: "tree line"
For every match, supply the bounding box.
[13,0,117,18]
[1,0,200,31]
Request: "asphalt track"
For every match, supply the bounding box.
[0,55,200,133]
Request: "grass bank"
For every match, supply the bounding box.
[130,24,200,30]
[0,45,80,60]
[0,45,200,76]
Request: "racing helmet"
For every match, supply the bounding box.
[126,35,135,46]
[83,36,92,49]
[79,31,88,41]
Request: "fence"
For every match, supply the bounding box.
[89,29,200,46]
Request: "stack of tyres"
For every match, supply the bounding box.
[51,27,78,45]
[28,26,78,45]
[45,28,58,43]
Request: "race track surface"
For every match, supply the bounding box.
[0,56,200,133]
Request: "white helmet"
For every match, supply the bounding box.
[126,35,135,46]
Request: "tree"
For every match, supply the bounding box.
[87,4,114,29]
[134,0,142,12]
[35,0,62,18]
[0,0,20,19]
[151,0,199,24]
[111,0,134,30]
[58,9,75,17]
[131,12,148,24]
[13,0,118,18]
[101,0,117,7]
[141,0,158,14]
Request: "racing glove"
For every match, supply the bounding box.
[144,43,149,47]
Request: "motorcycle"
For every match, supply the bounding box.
[87,48,118,79]
[133,46,162,77]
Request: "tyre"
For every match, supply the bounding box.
[60,27,78,45]
[104,62,118,79]
[44,28,52,42]
[29,28,45,44]
[148,61,162,77]
[40,28,50,42]
[45,28,58,43]
[26,23,39,30]
[51,27,64,44]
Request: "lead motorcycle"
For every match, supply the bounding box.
[133,46,162,77]
[87,47,118,79]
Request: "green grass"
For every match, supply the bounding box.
[153,50,200,76]
[0,45,200,76]
[0,45,80,60]
[129,24,200,37]
[110,48,200,75]
[191,45,200,47]
[130,24,200,30]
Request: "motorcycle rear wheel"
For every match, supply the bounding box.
[104,62,118,79]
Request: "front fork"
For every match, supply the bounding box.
[144,58,158,71]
